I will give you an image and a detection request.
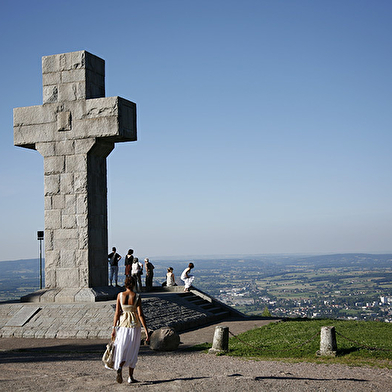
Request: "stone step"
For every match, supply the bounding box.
[0,286,246,339]
[190,299,209,305]
[176,291,232,319]
[212,311,231,318]
[201,305,223,312]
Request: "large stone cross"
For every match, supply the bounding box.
[13,51,136,302]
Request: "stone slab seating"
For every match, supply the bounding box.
[13,51,137,302]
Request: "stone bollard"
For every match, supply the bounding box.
[208,326,229,354]
[316,326,337,357]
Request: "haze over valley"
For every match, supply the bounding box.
[2,253,391,322]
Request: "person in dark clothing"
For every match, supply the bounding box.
[108,247,122,287]
[124,249,134,278]
[144,258,154,291]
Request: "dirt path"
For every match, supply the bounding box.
[1,339,391,391]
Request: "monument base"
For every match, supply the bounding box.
[20,286,123,303]
[1,287,252,340]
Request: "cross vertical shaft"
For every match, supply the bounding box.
[13,51,137,302]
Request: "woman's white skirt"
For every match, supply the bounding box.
[113,326,141,370]
[181,275,194,289]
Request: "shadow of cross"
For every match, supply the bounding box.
[13,51,136,298]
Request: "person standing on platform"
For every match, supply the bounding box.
[108,247,122,287]
[144,258,154,291]
[124,249,134,278]
[131,257,143,292]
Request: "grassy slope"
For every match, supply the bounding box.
[197,319,392,368]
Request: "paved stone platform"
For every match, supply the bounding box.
[0,287,248,340]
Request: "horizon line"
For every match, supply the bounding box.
[1,251,392,263]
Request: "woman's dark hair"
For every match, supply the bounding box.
[124,276,135,289]
[189,262,194,269]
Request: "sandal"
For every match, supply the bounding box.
[116,368,123,384]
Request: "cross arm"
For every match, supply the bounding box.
[14,96,137,150]
[82,96,137,142]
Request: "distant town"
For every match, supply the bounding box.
[217,285,392,322]
[1,253,391,322]
[204,254,392,322]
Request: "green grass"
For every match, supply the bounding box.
[198,319,392,368]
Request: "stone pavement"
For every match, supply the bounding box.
[0,317,277,351]
[0,287,261,340]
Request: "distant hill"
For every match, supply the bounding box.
[1,253,391,302]
[296,253,392,269]
[0,258,44,301]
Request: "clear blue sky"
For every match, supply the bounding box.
[1,0,391,261]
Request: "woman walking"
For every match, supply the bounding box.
[111,276,149,384]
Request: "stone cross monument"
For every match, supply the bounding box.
[13,51,136,302]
